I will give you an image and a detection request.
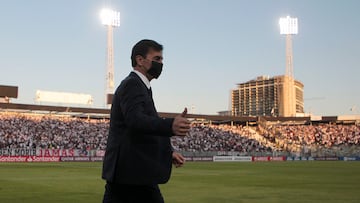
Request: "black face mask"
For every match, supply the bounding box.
[147,61,163,79]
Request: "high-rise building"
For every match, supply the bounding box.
[231,75,303,117]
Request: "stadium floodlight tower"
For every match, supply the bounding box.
[279,16,298,78]
[279,16,298,117]
[100,8,120,107]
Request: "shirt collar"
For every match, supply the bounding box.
[133,70,151,89]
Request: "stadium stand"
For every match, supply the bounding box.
[0,112,108,151]
[1,111,359,157]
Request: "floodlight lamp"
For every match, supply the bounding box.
[100,8,120,27]
[279,16,298,35]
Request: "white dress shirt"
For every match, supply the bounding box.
[132,70,151,89]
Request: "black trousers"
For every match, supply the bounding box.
[103,182,165,203]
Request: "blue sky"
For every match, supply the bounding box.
[1,0,359,116]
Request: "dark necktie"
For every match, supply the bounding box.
[148,87,152,98]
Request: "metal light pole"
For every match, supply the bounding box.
[100,8,120,107]
[279,16,298,117]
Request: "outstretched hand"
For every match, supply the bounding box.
[172,108,191,136]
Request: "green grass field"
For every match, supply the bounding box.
[1,162,360,203]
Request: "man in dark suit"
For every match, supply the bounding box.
[102,39,191,203]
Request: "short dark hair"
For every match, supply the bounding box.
[131,39,163,67]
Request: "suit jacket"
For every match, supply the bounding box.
[102,72,174,185]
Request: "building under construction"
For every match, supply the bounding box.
[231,16,304,117]
[231,75,304,117]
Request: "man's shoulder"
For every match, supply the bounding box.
[121,72,140,86]
[116,72,142,92]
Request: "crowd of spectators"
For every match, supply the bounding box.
[171,124,272,153]
[0,112,109,150]
[260,124,360,152]
[0,112,271,153]
[1,112,359,155]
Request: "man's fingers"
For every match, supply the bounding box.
[178,124,191,130]
[173,158,184,168]
[177,155,185,163]
[177,130,189,136]
[172,153,185,168]
[172,114,191,136]
[178,128,190,133]
[182,120,192,125]
[174,157,183,164]
[177,117,191,124]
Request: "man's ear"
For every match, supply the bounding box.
[135,55,144,67]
